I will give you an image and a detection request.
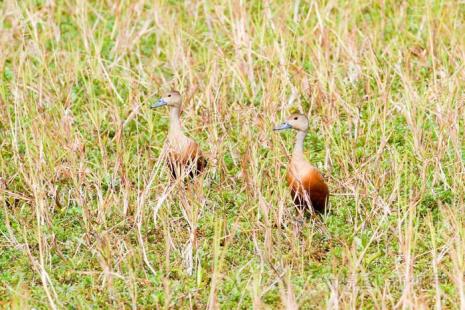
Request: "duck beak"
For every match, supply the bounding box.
[150,98,167,109]
[273,122,292,131]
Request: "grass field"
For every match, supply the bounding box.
[1,0,465,308]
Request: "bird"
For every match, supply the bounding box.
[274,113,329,215]
[150,90,207,179]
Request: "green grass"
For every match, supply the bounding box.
[1,0,465,308]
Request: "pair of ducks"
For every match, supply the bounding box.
[151,91,329,215]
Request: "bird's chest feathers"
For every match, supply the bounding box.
[167,131,198,162]
[167,130,191,151]
[286,157,318,192]
[288,158,312,181]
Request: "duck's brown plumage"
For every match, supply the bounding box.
[287,167,329,213]
[167,141,207,179]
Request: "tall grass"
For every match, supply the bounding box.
[1,0,464,308]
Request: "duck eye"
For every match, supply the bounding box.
[168,94,172,97]
[294,117,298,120]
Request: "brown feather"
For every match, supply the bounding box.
[167,142,207,179]
[287,168,329,214]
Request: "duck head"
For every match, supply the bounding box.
[151,90,182,109]
[274,113,309,132]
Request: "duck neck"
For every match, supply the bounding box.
[168,107,182,135]
[292,130,307,159]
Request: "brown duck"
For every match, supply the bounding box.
[151,91,207,179]
[274,113,329,214]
